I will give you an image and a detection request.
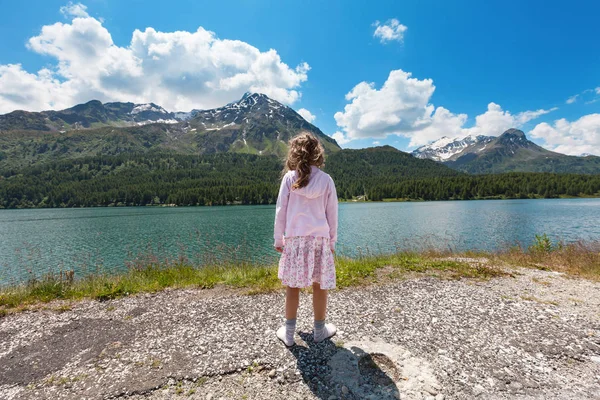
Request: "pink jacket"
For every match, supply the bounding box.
[274,166,338,249]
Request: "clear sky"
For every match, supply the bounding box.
[0,0,599,155]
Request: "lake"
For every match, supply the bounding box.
[1,198,599,285]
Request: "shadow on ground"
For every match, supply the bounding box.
[288,331,400,400]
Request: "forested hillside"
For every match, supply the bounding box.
[1,148,598,209]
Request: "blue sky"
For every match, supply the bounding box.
[0,0,599,154]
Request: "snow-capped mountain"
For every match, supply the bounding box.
[412,134,494,162]
[0,93,335,142]
[183,92,339,155]
[0,100,181,131]
[0,93,341,157]
[415,128,600,174]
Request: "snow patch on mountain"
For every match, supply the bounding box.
[412,134,494,162]
[136,119,178,126]
[131,104,168,115]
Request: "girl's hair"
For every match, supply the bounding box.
[284,132,325,189]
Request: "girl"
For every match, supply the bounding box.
[274,132,338,347]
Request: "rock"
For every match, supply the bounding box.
[509,381,524,391]
[328,396,338,400]
[424,383,439,395]
[268,370,276,378]
[473,384,485,396]
[435,395,445,400]
[341,385,349,395]
[206,394,213,400]
[590,356,600,364]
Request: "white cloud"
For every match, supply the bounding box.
[297,108,316,123]
[413,106,468,146]
[334,69,557,147]
[334,69,435,145]
[566,95,578,104]
[530,114,600,156]
[0,5,309,114]
[463,103,557,138]
[0,64,75,111]
[60,2,89,18]
[331,131,351,145]
[373,141,380,145]
[373,19,407,43]
[565,87,600,105]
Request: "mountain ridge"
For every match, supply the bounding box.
[413,129,600,174]
[0,99,179,131]
[0,93,340,170]
[412,134,495,162]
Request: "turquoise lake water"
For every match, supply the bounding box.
[1,198,599,285]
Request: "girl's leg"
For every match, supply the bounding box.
[312,282,327,320]
[286,287,300,319]
[312,282,337,342]
[277,286,300,347]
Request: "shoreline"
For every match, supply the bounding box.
[1,195,600,210]
[1,240,598,316]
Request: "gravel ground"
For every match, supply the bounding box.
[0,265,599,400]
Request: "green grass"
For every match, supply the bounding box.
[0,262,281,310]
[0,251,507,314]
[1,237,598,315]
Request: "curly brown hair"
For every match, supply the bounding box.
[284,132,325,189]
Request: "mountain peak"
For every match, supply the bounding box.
[69,100,104,112]
[500,128,525,138]
[496,128,530,147]
[223,92,276,111]
[240,92,268,101]
[130,103,168,115]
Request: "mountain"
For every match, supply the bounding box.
[415,129,600,174]
[412,134,495,162]
[0,93,340,171]
[0,100,178,131]
[183,92,339,155]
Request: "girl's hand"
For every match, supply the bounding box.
[275,246,283,253]
[331,248,335,254]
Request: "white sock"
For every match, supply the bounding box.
[313,319,337,343]
[276,318,296,346]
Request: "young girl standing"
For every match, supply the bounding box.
[274,132,338,347]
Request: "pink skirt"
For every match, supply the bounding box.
[278,236,336,289]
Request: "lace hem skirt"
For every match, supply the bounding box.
[278,236,336,289]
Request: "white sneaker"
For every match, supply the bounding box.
[276,325,295,347]
[313,323,337,343]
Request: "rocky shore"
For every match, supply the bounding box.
[1,264,599,399]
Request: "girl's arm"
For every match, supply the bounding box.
[325,178,338,250]
[274,174,291,248]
